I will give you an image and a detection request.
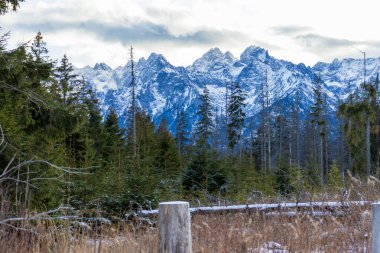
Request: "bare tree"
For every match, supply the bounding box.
[0,124,89,230]
[129,46,137,158]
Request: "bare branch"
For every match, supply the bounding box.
[0,222,38,234]
[0,153,17,178]
[0,124,4,147]
[0,206,75,233]
[0,82,49,108]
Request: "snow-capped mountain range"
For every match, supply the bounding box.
[75,46,380,133]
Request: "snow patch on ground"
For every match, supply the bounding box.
[247,241,288,253]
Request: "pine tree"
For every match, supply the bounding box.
[29,32,54,90]
[80,82,107,161]
[129,46,138,158]
[310,75,326,185]
[327,162,343,191]
[126,111,160,209]
[196,86,214,146]
[155,118,181,179]
[291,88,301,167]
[338,92,366,176]
[31,31,48,62]
[126,110,156,171]
[54,54,79,105]
[183,148,225,194]
[227,82,246,153]
[104,108,125,160]
[175,110,189,155]
[274,158,292,196]
[375,74,380,168]
[362,81,376,176]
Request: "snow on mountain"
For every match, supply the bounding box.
[189,47,237,76]
[74,46,380,134]
[313,57,380,100]
[75,63,117,92]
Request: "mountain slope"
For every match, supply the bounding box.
[74,46,380,133]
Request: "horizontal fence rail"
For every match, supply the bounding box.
[141,201,371,216]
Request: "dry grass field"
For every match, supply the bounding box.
[1,176,378,252]
[0,203,372,253]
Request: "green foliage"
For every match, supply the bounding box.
[251,172,275,197]
[302,150,321,192]
[155,119,181,179]
[54,54,79,105]
[289,165,303,199]
[175,110,189,155]
[220,156,257,201]
[338,84,377,176]
[227,82,246,150]
[327,162,343,191]
[274,162,291,196]
[0,0,24,14]
[183,147,226,194]
[196,86,214,145]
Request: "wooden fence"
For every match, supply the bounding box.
[156,201,380,253]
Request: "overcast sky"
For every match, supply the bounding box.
[1,0,379,68]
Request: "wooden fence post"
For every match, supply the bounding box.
[372,202,380,252]
[159,201,192,253]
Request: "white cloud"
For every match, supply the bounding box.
[1,0,379,68]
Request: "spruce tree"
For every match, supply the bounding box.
[310,76,326,185]
[104,108,125,162]
[327,162,343,191]
[361,81,376,176]
[31,31,49,62]
[155,118,181,179]
[126,111,159,208]
[196,86,214,146]
[54,54,79,105]
[129,46,138,158]
[227,82,246,153]
[175,110,189,155]
[29,32,54,90]
[184,87,228,196]
[375,74,380,168]
[338,92,366,176]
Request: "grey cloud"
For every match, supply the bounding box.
[295,33,380,59]
[269,25,312,35]
[145,6,189,20]
[296,34,355,49]
[13,20,249,46]
[365,41,380,48]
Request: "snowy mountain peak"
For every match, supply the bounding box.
[94,62,112,71]
[144,53,172,71]
[202,47,224,59]
[75,45,380,134]
[240,45,269,63]
[225,51,236,61]
[190,47,236,73]
[147,53,168,64]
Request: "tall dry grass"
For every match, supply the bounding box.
[0,203,371,253]
[1,174,379,253]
